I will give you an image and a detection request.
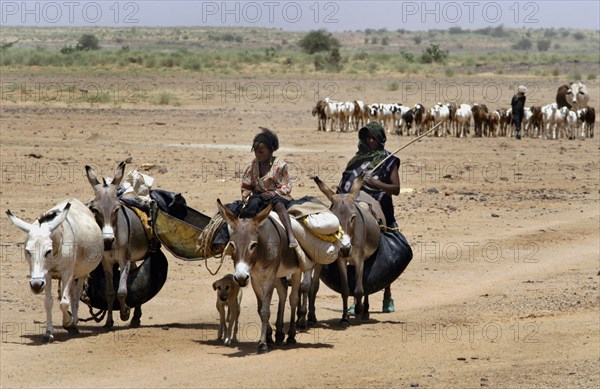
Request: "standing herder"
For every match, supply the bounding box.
[338,122,400,313]
[511,85,527,139]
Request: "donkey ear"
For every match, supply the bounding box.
[217,199,238,228]
[313,176,335,202]
[47,202,71,232]
[349,173,364,198]
[85,165,102,188]
[112,161,126,187]
[254,203,273,226]
[6,210,32,233]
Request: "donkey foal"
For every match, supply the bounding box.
[212,274,242,346]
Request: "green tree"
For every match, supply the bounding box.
[77,34,100,50]
[420,44,448,64]
[327,47,342,71]
[537,39,551,52]
[512,37,532,50]
[298,30,340,54]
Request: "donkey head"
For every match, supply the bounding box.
[313,175,363,257]
[217,199,273,287]
[6,203,71,294]
[85,161,126,250]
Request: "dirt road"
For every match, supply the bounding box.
[1,75,598,388]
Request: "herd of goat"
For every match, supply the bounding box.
[312,83,595,140]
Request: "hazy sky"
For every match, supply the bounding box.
[1,1,599,31]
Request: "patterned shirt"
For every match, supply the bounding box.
[241,157,293,202]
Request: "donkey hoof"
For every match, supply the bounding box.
[42,332,54,344]
[65,326,80,335]
[360,311,370,321]
[297,318,307,329]
[120,308,131,321]
[130,318,141,328]
[257,343,269,354]
[275,331,285,346]
[286,336,297,345]
[338,318,350,328]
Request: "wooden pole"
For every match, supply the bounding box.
[367,121,443,174]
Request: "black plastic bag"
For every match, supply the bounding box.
[320,230,413,295]
[84,250,169,310]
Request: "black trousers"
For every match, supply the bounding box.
[213,194,291,246]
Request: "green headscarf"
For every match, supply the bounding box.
[345,122,387,171]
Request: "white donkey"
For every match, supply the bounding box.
[6,199,103,343]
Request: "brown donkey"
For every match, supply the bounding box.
[217,199,302,354]
[85,162,149,328]
[312,175,381,325]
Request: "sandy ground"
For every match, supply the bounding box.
[0,74,599,388]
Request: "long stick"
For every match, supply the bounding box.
[368,121,443,174]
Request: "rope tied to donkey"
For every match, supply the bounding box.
[195,213,229,275]
[196,213,225,258]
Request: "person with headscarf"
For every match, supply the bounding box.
[338,121,400,313]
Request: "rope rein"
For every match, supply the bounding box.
[204,241,228,276]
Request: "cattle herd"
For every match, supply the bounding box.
[312,82,595,140]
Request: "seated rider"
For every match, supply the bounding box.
[213,128,311,270]
[240,127,298,248]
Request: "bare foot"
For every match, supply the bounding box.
[289,238,298,248]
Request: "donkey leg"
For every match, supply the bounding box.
[59,272,77,333]
[118,260,131,322]
[70,278,84,330]
[43,275,54,343]
[254,278,275,354]
[337,259,351,327]
[130,306,142,328]
[287,272,301,345]
[274,278,287,346]
[102,261,116,329]
[129,261,142,327]
[296,270,311,329]
[307,265,322,326]
[354,260,366,320]
[361,294,370,321]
